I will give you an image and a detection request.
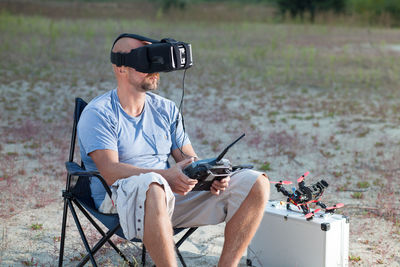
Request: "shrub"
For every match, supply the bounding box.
[357,181,370,189]
[351,192,364,199]
[347,0,400,24]
[260,161,272,171]
[151,0,188,10]
[268,0,346,22]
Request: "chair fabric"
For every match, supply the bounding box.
[71,173,126,239]
[58,97,197,267]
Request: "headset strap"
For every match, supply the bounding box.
[111,33,160,49]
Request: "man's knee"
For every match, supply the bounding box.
[250,175,270,203]
[145,182,167,210]
[143,183,174,246]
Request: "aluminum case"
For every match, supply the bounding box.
[247,201,349,267]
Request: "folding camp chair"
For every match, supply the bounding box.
[58,97,198,267]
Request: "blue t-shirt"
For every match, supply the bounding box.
[77,89,190,208]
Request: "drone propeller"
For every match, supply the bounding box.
[326,203,344,211]
[297,171,310,183]
[305,208,321,220]
[270,180,293,185]
[305,213,313,220]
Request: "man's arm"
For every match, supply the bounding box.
[90,149,197,195]
[171,143,198,163]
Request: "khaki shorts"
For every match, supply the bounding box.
[99,169,264,239]
[172,169,264,228]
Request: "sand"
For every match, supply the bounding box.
[1,77,400,266]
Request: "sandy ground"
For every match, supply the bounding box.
[1,69,400,266]
[1,201,400,266]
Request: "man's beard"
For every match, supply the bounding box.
[140,73,159,92]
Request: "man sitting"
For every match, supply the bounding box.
[77,35,270,267]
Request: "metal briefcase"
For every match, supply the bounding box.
[247,201,349,267]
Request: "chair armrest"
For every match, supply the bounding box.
[66,161,100,176]
[65,161,113,198]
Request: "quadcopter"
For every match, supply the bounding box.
[270,172,344,220]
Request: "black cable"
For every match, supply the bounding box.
[178,69,186,134]
[175,69,190,159]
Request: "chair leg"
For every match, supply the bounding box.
[176,227,198,248]
[139,227,198,267]
[142,244,146,265]
[175,246,187,267]
[73,199,133,264]
[68,201,98,267]
[58,198,69,267]
[77,224,121,267]
[175,227,198,267]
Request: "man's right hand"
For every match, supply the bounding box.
[163,158,198,195]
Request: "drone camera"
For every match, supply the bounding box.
[299,179,329,202]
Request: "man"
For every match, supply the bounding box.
[78,36,270,267]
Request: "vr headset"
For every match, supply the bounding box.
[110,33,193,73]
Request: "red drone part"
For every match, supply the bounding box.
[326,203,344,211]
[297,171,310,183]
[270,180,293,185]
[305,208,321,220]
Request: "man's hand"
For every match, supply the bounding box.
[163,158,198,195]
[211,176,230,196]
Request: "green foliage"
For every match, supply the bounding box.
[30,223,43,230]
[151,0,188,10]
[269,0,346,22]
[357,181,370,188]
[333,171,343,178]
[165,0,400,25]
[351,192,364,199]
[349,255,361,262]
[21,258,38,266]
[1,12,399,103]
[260,162,272,171]
[348,0,400,20]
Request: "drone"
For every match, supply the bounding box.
[270,172,344,220]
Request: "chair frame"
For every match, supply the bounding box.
[58,97,197,267]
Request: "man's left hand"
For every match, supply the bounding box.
[211,176,230,196]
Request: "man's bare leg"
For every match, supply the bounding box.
[143,183,177,267]
[218,175,270,267]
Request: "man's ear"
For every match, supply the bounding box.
[118,66,126,74]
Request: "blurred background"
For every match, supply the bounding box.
[1,0,400,25]
[0,0,399,266]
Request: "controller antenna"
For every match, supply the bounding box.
[216,133,245,161]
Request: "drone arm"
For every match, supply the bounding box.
[316,201,327,209]
[276,184,290,196]
[300,205,310,214]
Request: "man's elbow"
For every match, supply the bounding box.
[89,150,119,185]
[98,168,117,186]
